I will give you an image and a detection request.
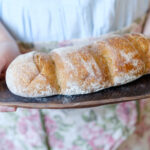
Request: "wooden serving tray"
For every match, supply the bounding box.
[0,75,150,109]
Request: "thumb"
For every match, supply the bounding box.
[143,12,150,36]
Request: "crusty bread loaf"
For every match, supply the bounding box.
[6,33,150,97]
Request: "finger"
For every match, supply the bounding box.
[0,106,17,112]
[143,12,150,36]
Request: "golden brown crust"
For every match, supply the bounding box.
[33,52,60,92]
[101,35,145,85]
[51,47,111,94]
[6,33,150,97]
[123,33,150,72]
[6,52,58,97]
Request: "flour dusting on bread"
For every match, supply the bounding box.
[6,33,150,97]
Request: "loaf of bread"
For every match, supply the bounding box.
[6,33,150,97]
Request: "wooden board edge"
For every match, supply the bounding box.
[0,94,150,109]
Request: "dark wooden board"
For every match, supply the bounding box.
[0,75,150,109]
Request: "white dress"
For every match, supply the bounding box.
[0,0,149,42]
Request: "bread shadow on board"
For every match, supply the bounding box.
[0,74,150,106]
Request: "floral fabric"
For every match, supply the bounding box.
[0,103,137,150]
[118,100,150,150]
[0,15,149,150]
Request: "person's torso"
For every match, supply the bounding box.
[0,0,149,42]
